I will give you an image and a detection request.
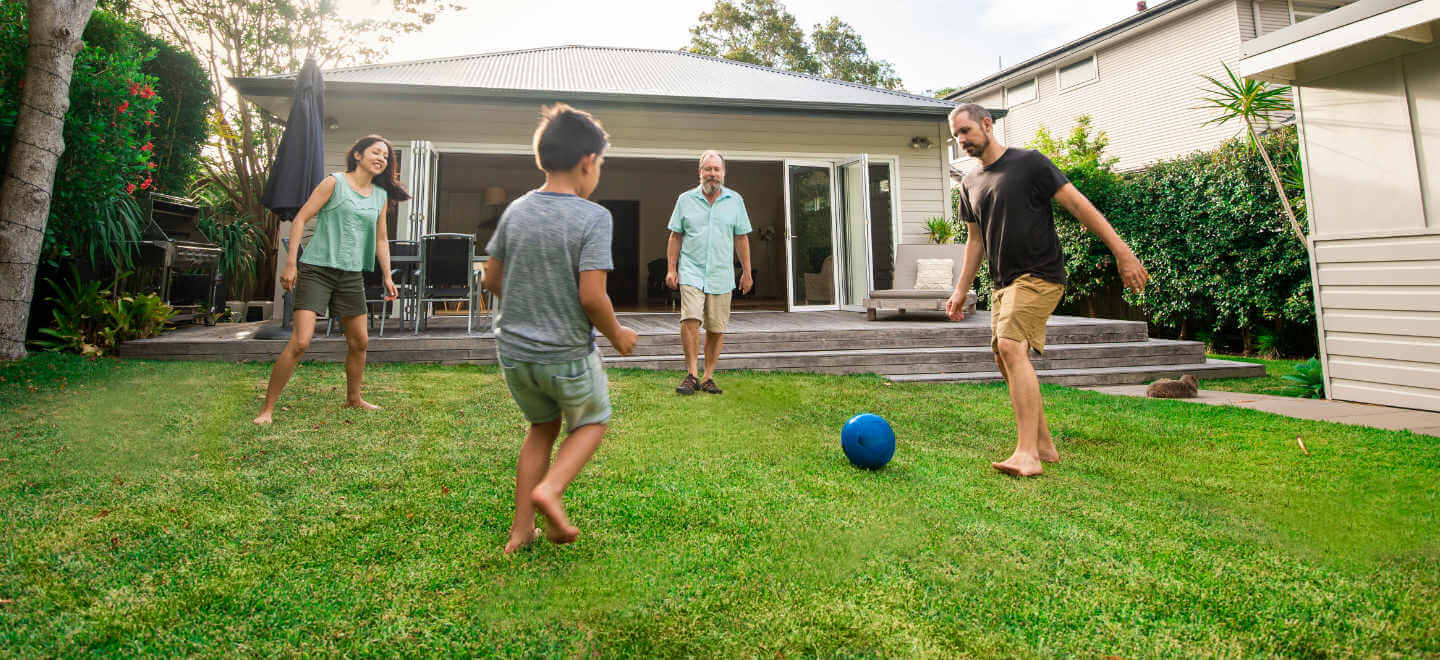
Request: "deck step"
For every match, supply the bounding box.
[887,358,1266,386]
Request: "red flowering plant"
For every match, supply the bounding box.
[0,1,162,268]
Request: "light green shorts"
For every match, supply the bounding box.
[498,349,611,432]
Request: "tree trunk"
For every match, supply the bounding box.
[0,0,98,361]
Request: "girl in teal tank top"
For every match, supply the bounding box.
[255,135,412,425]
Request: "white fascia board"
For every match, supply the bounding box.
[1238,0,1440,81]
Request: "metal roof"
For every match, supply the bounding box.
[231,45,959,118]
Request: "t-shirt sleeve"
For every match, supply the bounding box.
[485,210,508,261]
[579,207,614,272]
[733,198,753,235]
[957,181,978,226]
[666,198,686,234]
[1034,151,1070,199]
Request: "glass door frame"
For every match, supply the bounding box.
[835,154,873,312]
[782,159,841,312]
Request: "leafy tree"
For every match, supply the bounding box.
[810,17,901,90]
[130,0,459,291]
[688,0,817,73]
[687,0,903,89]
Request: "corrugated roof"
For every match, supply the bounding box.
[233,45,957,117]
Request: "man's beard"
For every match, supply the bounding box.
[963,136,988,157]
[701,179,721,195]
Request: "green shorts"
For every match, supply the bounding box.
[498,349,612,432]
[294,262,368,319]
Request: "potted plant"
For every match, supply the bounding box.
[923,216,957,245]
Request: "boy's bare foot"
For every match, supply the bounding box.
[531,485,579,544]
[253,410,274,425]
[345,399,381,411]
[503,527,541,555]
[992,452,1044,477]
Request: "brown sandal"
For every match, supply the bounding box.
[699,378,723,394]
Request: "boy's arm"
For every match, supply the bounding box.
[1054,183,1148,293]
[482,258,503,298]
[578,270,637,355]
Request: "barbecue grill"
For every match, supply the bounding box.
[134,193,222,324]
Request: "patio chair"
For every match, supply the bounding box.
[862,244,976,320]
[645,258,679,310]
[415,233,484,335]
[389,239,419,329]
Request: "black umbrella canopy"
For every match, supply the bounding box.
[261,57,326,221]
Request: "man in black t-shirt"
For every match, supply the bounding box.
[946,103,1148,478]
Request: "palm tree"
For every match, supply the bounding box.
[1197,63,1307,247]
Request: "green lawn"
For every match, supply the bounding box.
[1,354,1436,656]
[1202,354,1307,396]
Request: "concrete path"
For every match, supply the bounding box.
[1082,386,1440,436]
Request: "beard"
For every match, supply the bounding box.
[701,179,722,195]
[962,136,988,157]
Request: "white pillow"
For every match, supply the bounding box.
[914,258,953,290]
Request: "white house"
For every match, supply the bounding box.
[1239,0,1440,412]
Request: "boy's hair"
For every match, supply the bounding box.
[533,103,609,172]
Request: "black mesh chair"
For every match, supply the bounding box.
[389,240,419,329]
[646,257,679,311]
[415,233,482,334]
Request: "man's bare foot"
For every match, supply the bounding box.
[344,399,381,411]
[253,410,274,425]
[531,485,579,544]
[503,527,541,555]
[992,453,1044,477]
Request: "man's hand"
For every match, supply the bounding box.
[613,326,639,356]
[280,264,298,291]
[665,270,678,290]
[946,289,968,321]
[383,277,398,301]
[739,270,753,295]
[1118,252,1148,293]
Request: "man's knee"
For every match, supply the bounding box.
[995,338,1029,365]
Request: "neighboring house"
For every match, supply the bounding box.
[232,46,961,315]
[944,0,1356,175]
[1239,0,1440,412]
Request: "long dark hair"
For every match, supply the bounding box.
[345,134,411,201]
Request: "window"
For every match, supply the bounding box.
[1006,78,1036,107]
[1290,0,1354,22]
[1058,55,1097,90]
[948,138,962,162]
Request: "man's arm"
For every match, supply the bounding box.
[734,234,752,294]
[946,223,985,320]
[1054,183,1148,293]
[665,232,683,289]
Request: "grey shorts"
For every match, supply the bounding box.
[498,349,612,432]
[293,262,368,319]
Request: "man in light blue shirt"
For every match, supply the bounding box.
[665,150,753,395]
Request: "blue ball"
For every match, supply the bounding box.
[841,413,895,469]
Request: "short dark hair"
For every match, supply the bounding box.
[532,103,609,172]
[949,103,992,125]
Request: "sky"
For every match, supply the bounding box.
[335,0,1169,95]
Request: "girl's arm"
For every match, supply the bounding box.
[280,177,337,290]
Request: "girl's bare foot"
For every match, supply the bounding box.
[345,399,381,411]
[992,452,1044,477]
[503,527,541,555]
[531,485,579,544]
[253,410,274,425]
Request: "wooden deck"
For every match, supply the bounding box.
[119,310,1265,385]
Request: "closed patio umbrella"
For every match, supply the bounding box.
[256,57,325,340]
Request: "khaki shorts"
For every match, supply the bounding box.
[293,262,368,319]
[680,284,732,333]
[498,349,612,433]
[991,274,1065,355]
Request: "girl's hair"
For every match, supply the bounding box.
[345,135,411,201]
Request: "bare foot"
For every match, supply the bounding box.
[1038,446,1060,464]
[503,527,541,555]
[253,410,274,425]
[991,453,1044,477]
[531,485,579,544]
[345,399,381,411]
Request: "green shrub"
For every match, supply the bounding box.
[0,1,162,268]
[1282,357,1325,398]
[33,268,174,356]
[922,216,956,245]
[200,212,266,301]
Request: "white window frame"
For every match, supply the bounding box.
[1005,77,1038,108]
[1056,54,1099,92]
